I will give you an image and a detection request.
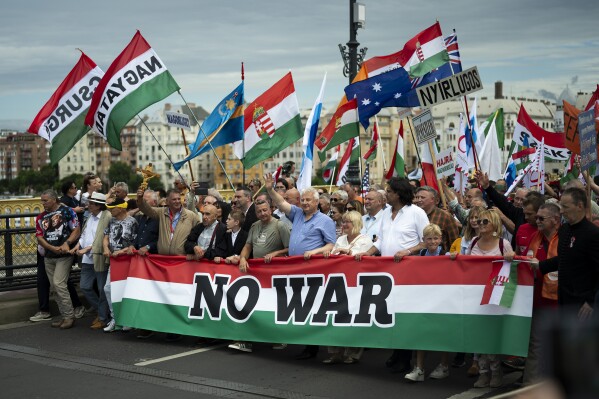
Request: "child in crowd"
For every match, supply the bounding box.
[405,224,450,382]
[214,210,248,264]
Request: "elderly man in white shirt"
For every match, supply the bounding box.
[361,190,385,241]
[354,177,428,374]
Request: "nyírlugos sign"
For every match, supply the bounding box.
[111,254,533,356]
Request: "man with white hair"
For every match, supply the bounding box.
[361,190,384,241]
[330,190,348,209]
[265,173,336,360]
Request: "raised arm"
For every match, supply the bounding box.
[264,173,291,215]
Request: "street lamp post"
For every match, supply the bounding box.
[339,0,367,84]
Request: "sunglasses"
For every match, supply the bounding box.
[535,216,550,221]
[346,207,355,211]
[475,219,490,226]
[331,198,339,202]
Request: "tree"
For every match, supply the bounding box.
[311,167,326,186]
[108,162,133,186]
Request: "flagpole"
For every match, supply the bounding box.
[328,163,337,193]
[177,90,235,190]
[446,29,481,174]
[358,137,365,203]
[407,116,427,185]
[375,115,388,172]
[177,111,195,182]
[137,115,188,187]
[427,140,447,208]
[241,62,246,189]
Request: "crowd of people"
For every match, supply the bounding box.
[30,167,599,389]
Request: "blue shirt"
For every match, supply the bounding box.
[288,205,336,256]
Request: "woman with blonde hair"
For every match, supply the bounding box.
[467,209,513,256]
[467,208,515,389]
[322,211,373,364]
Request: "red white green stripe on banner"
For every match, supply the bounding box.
[110,254,533,356]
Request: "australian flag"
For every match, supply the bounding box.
[346,32,464,128]
[344,67,413,128]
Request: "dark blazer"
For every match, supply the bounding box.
[214,229,249,258]
[184,222,227,260]
[241,203,258,232]
[134,214,159,253]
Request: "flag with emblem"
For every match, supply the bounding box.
[315,98,360,153]
[28,53,104,165]
[363,119,379,162]
[481,261,519,308]
[322,146,339,183]
[173,82,244,171]
[385,120,405,179]
[85,31,180,151]
[233,72,302,168]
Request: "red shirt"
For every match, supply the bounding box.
[515,223,537,255]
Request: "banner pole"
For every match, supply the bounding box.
[428,140,447,208]
[407,116,426,185]
[137,115,188,187]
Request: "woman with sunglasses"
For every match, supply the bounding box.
[330,203,345,238]
[345,199,364,215]
[458,206,487,255]
[466,209,514,389]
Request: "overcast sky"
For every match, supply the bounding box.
[1,0,597,128]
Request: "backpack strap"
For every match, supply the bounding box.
[499,237,504,255]
[468,236,480,254]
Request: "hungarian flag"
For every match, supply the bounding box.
[28,53,104,165]
[386,121,405,179]
[315,98,359,153]
[322,146,339,183]
[401,21,449,78]
[233,72,302,168]
[363,119,379,162]
[481,261,519,308]
[85,31,180,150]
[336,137,360,186]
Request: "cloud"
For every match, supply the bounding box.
[538,90,558,101]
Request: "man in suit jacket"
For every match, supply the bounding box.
[214,210,248,263]
[234,187,257,232]
[184,204,227,260]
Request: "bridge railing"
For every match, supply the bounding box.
[0,212,80,292]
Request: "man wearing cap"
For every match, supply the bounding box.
[70,192,112,329]
[137,187,200,255]
[102,198,138,332]
[35,189,81,329]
